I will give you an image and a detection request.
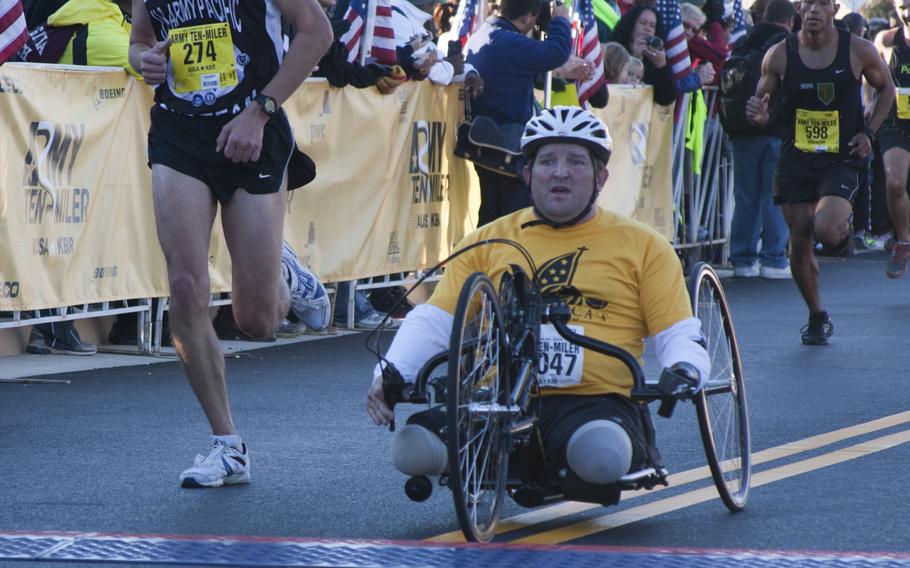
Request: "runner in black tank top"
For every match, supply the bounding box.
[779,29,864,167]
[744,0,894,346]
[128,1,333,488]
[875,10,910,278]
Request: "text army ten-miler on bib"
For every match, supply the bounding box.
[795,108,839,153]
[537,324,585,388]
[169,23,238,94]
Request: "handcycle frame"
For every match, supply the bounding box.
[384,261,751,543]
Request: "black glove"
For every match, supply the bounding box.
[703,0,725,24]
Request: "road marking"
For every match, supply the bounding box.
[512,428,910,545]
[427,410,910,543]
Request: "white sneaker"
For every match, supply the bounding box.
[179,440,250,488]
[759,264,792,279]
[281,241,331,332]
[352,311,401,331]
[733,263,759,278]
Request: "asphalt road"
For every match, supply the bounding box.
[2,251,910,561]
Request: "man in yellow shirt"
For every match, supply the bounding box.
[19,0,139,77]
[367,107,709,487]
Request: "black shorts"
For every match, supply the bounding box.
[406,393,650,476]
[774,153,863,205]
[148,105,295,203]
[536,394,649,475]
[878,124,910,155]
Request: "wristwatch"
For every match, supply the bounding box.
[253,94,278,116]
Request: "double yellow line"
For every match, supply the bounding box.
[428,410,910,544]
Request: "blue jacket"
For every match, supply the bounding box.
[466,16,572,125]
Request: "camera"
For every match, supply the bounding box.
[646,35,664,50]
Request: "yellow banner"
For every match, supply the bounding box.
[591,85,674,240]
[0,65,169,311]
[281,81,478,282]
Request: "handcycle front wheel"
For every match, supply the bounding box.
[688,262,751,512]
[447,272,511,542]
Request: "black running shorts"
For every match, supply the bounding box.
[148,105,295,203]
[773,154,862,205]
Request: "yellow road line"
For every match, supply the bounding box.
[426,410,910,543]
[512,428,910,545]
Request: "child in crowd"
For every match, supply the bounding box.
[602,42,631,83]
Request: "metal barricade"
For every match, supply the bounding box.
[672,86,733,266]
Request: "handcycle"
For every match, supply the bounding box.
[379,257,750,543]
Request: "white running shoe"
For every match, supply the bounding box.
[733,263,759,278]
[281,241,331,332]
[179,440,250,488]
[759,264,792,279]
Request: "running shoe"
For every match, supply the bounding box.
[885,241,910,279]
[281,241,331,331]
[352,310,401,331]
[733,262,759,278]
[276,318,307,338]
[800,311,833,346]
[179,439,250,488]
[759,264,792,279]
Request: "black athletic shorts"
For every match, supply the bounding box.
[878,124,910,155]
[406,393,649,476]
[148,105,296,203]
[773,153,862,205]
[535,394,649,474]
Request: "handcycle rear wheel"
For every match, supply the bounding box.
[447,272,511,542]
[688,262,751,511]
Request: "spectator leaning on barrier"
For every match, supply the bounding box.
[610,6,676,104]
[129,0,333,488]
[722,0,795,280]
[465,0,572,225]
[17,0,138,76]
[392,0,480,87]
[312,0,407,93]
[681,0,727,81]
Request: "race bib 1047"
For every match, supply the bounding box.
[537,324,584,388]
[169,23,238,94]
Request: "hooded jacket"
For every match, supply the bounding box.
[47,0,139,77]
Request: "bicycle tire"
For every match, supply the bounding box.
[447,272,510,542]
[688,262,751,512]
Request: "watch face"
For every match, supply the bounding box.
[264,98,277,114]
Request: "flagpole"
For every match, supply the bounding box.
[362,0,378,66]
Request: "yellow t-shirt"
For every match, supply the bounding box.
[429,207,693,397]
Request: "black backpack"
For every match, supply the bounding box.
[718,31,788,135]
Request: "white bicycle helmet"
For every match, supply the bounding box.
[520,106,613,162]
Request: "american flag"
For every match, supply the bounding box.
[453,0,485,47]
[574,0,604,106]
[340,0,397,65]
[730,0,747,43]
[0,0,27,64]
[655,0,692,81]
